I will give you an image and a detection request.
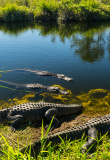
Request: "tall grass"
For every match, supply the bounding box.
[0,133,34,159]
[0,0,110,22]
[0,118,54,159]
[1,118,110,160]
[1,131,110,159]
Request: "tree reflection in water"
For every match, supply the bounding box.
[0,21,110,63]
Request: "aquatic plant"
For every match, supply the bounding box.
[0,86,110,115]
[0,70,7,77]
[40,87,110,115]
[39,84,77,104]
[77,89,110,115]
[0,93,36,109]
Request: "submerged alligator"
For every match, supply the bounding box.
[21,114,110,156]
[7,69,73,81]
[0,102,82,131]
[0,80,69,95]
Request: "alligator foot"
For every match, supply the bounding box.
[45,123,58,131]
[81,127,97,155]
[7,115,24,132]
[11,126,16,132]
[45,108,59,131]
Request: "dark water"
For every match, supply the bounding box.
[0,22,110,101]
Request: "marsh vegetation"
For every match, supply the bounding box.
[0,0,110,22]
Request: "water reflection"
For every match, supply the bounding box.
[0,22,35,35]
[73,35,105,62]
[0,21,110,63]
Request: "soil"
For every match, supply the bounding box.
[27,113,102,142]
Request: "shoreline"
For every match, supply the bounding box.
[0,0,110,22]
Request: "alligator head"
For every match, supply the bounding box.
[0,108,9,125]
[56,74,73,82]
[47,86,69,95]
[58,90,69,95]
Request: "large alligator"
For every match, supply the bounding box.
[6,69,73,81]
[0,80,69,95]
[21,114,110,156]
[0,102,82,131]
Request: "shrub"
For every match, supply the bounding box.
[1,4,34,21]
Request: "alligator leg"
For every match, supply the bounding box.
[7,115,23,131]
[45,108,59,131]
[81,127,97,155]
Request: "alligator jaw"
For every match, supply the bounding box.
[47,86,69,95]
[58,90,69,95]
[63,77,73,82]
[56,74,73,82]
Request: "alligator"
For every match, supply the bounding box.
[6,69,73,81]
[0,80,69,95]
[0,102,82,132]
[21,114,110,156]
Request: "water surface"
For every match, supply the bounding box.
[0,22,110,102]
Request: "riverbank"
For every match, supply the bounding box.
[0,88,110,159]
[1,115,110,159]
[0,0,110,22]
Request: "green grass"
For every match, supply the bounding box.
[1,120,110,160]
[0,130,110,160]
[0,0,110,22]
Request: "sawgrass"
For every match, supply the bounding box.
[0,0,110,22]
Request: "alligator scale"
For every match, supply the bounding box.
[0,102,82,131]
[0,80,69,95]
[7,68,73,81]
[22,114,110,155]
